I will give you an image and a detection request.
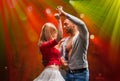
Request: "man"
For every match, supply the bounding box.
[56,6,89,81]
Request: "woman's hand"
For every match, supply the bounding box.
[54,13,60,20]
[60,57,68,71]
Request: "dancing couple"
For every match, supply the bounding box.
[34,6,89,81]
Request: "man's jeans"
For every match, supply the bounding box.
[65,69,89,81]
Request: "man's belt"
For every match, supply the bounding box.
[68,68,87,73]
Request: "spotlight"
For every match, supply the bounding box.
[90,34,95,40]
[5,66,8,70]
[27,6,32,12]
[80,13,85,18]
[45,8,51,15]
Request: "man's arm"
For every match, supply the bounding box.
[65,13,89,36]
[56,6,89,38]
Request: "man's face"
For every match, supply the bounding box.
[64,19,74,34]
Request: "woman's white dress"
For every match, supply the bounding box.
[33,67,65,81]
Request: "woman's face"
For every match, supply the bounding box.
[44,26,57,41]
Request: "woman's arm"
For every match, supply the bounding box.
[54,13,63,42]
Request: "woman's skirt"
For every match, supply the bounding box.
[33,67,65,81]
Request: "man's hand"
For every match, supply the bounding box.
[56,6,65,16]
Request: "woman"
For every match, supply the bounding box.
[33,13,65,81]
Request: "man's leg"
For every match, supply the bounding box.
[74,69,89,81]
[64,72,74,81]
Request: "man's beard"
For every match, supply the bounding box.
[65,29,72,34]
